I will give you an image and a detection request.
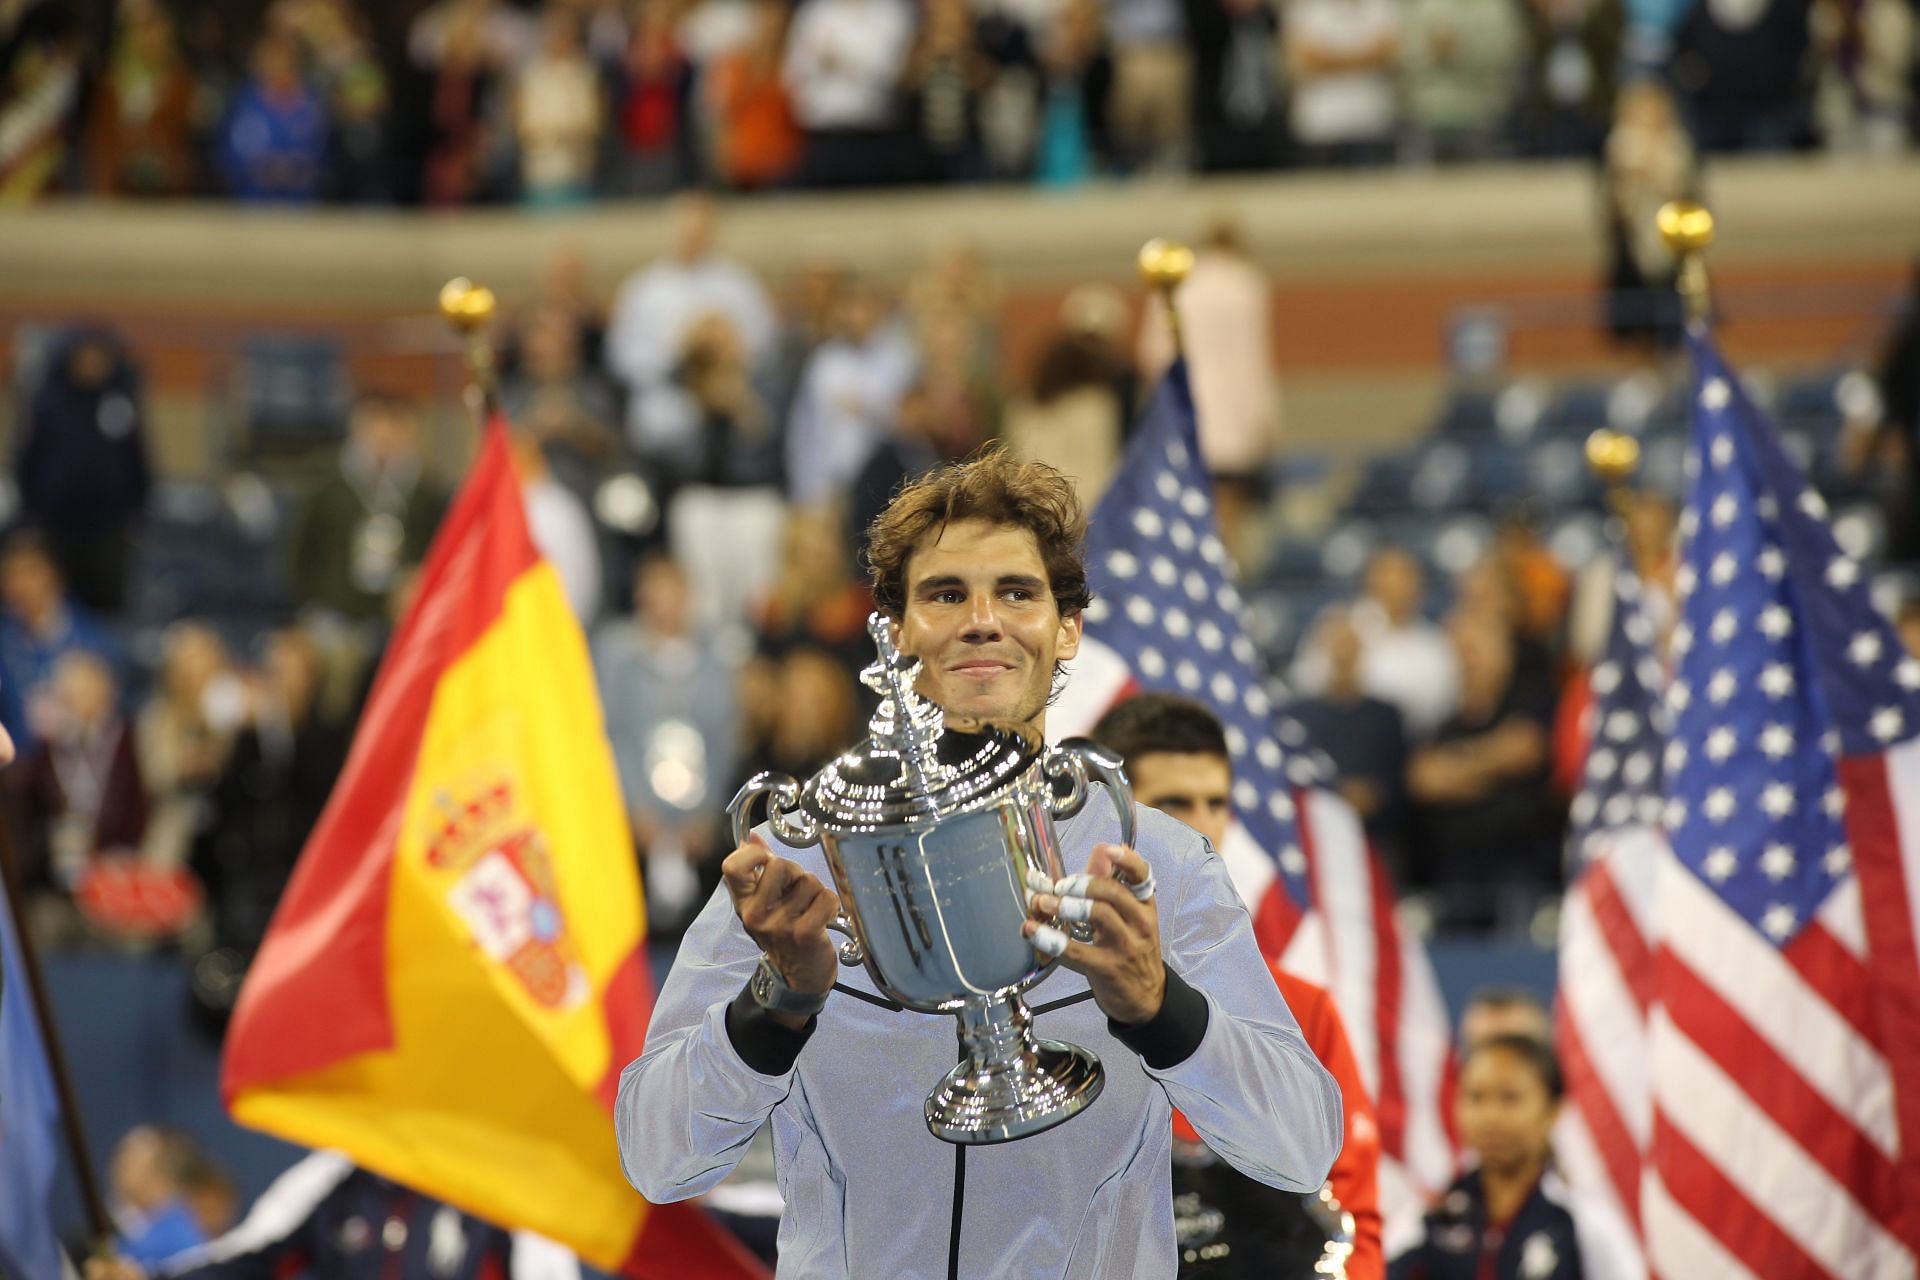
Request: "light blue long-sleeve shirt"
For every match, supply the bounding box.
[616,801,1343,1278]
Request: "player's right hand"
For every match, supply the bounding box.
[721,837,840,998]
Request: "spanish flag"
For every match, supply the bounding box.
[223,418,764,1278]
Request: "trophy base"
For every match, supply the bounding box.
[924,997,1105,1145]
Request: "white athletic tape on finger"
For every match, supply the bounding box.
[1056,896,1095,923]
[1031,925,1070,957]
[1127,874,1156,903]
[1026,869,1056,896]
[1053,874,1095,899]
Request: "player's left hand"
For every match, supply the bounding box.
[1024,842,1165,1025]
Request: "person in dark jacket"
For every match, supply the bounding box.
[191,627,348,960]
[1389,1036,1638,1280]
[84,1151,580,1280]
[13,325,153,615]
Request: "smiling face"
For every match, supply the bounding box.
[895,519,1081,732]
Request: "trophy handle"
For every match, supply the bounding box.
[1043,739,1137,852]
[728,774,857,963]
[728,771,822,850]
[827,914,865,966]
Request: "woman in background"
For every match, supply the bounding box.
[1389,1036,1638,1280]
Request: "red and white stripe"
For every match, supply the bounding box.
[1053,639,1460,1240]
[1556,757,1920,1280]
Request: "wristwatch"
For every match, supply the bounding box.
[749,953,830,1018]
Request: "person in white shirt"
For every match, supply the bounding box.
[781,0,916,185]
[1290,546,1461,740]
[1285,0,1402,164]
[605,192,779,473]
[784,281,920,507]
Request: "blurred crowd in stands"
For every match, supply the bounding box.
[6,193,1920,976]
[1,0,1914,206]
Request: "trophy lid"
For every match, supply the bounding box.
[802,615,1040,831]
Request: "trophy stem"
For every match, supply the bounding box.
[924,995,1104,1145]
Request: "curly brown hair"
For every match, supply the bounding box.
[864,445,1093,621]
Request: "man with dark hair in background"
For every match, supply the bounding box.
[1090,690,1384,1280]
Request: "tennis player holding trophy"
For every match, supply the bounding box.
[617,451,1340,1278]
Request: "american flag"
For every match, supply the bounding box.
[1556,329,1920,1279]
[1049,363,1458,1238]
[1553,558,1666,1275]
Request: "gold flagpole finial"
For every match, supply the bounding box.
[1139,239,1195,357]
[1656,201,1714,327]
[440,277,499,425]
[1586,428,1643,519]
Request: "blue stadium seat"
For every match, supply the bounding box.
[1777,368,1849,428]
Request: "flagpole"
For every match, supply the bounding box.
[1139,239,1195,359]
[1656,200,1715,328]
[0,830,115,1256]
[439,276,500,428]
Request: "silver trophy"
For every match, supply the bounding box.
[729,614,1135,1144]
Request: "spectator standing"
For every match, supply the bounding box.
[1398,0,1527,161]
[904,0,993,182]
[413,6,509,207]
[514,8,603,206]
[216,32,330,202]
[1670,0,1814,151]
[748,507,875,677]
[1290,546,1461,741]
[135,623,243,873]
[498,301,625,501]
[1138,216,1277,562]
[608,0,691,197]
[665,313,787,628]
[287,392,450,626]
[705,0,803,189]
[1288,607,1412,869]
[783,280,921,508]
[193,628,349,959]
[86,1,198,196]
[13,651,147,918]
[1874,260,1920,564]
[0,0,83,203]
[1812,0,1915,153]
[1406,613,1563,934]
[594,555,742,935]
[1183,0,1286,173]
[1602,77,1697,350]
[781,0,916,187]
[1285,0,1402,165]
[301,1,394,203]
[1033,0,1112,186]
[0,532,122,753]
[1105,0,1190,171]
[1002,285,1135,509]
[14,325,152,615]
[1517,0,1623,156]
[606,193,780,479]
